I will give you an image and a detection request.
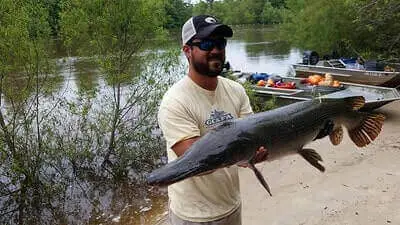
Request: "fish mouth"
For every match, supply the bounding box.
[146,173,174,186]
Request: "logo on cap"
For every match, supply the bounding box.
[205,17,217,24]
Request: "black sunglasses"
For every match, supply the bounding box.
[188,38,227,51]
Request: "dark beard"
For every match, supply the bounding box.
[192,54,225,77]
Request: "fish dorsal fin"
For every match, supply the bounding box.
[348,112,385,147]
[329,126,343,145]
[319,96,365,110]
[346,96,365,111]
[298,148,325,172]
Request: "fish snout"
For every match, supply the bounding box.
[146,172,165,186]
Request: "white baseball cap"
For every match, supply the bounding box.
[181,15,233,45]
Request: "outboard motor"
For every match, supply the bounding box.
[303,50,319,65]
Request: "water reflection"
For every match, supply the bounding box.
[226,26,301,76]
[0,26,301,225]
[0,53,174,225]
[243,41,292,58]
[69,57,100,94]
[64,181,168,225]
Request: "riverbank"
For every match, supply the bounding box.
[240,100,400,225]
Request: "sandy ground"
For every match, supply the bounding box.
[240,100,400,225]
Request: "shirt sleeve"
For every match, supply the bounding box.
[238,85,253,117]
[158,98,200,150]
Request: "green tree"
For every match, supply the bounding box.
[281,0,354,54]
[164,0,193,29]
[60,0,178,179]
[351,0,400,59]
[0,0,66,223]
[282,0,400,59]
[204,0,215,9]
[43,0,62,36]
[192,0,287,25]
[270,0,286,8]
[0,0,183,223]
[247,0,266,24]
[192,0,211,15]
[261,1,284,24]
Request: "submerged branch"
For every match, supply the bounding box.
[0,188,21,198]
[0,110,16,155]
[358,0,380,13]
[103,82,122,167]
[0,207,18,218]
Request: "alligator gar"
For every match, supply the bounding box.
[146,96,385,196]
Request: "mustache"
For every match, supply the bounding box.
[207,54,224,61]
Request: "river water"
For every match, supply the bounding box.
[226,25,301,76]
[0,26,302,225]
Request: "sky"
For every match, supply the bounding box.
[185,0,200,3]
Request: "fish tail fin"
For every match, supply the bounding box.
[298,148,325,172]
[347,112,385,147]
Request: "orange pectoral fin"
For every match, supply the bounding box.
[348,113,385,147]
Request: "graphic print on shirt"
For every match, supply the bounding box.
[204,109,234,129]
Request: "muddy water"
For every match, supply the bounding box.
[89,186,168,225]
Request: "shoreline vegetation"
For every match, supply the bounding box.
[0,0,398,224]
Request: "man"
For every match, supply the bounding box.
[158,15,267,225]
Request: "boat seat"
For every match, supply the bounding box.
[327,59,346,68]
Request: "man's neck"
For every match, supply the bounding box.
[188,70,218,91]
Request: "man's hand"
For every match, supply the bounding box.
[238,146,268,168]
[254,146,268,163]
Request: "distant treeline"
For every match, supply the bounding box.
[282,0,400,60]
[44,0,285,36]
[191,0,286,25]
[29,0,400,59]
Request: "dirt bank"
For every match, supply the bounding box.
[240,101,400,225]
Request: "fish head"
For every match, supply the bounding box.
[191,122,258,168]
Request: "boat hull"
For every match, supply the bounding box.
[293,64,400,88]
[232,72,400,110]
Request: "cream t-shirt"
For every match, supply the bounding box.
[157,75,253,222]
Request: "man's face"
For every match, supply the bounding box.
[187,37,227,77]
